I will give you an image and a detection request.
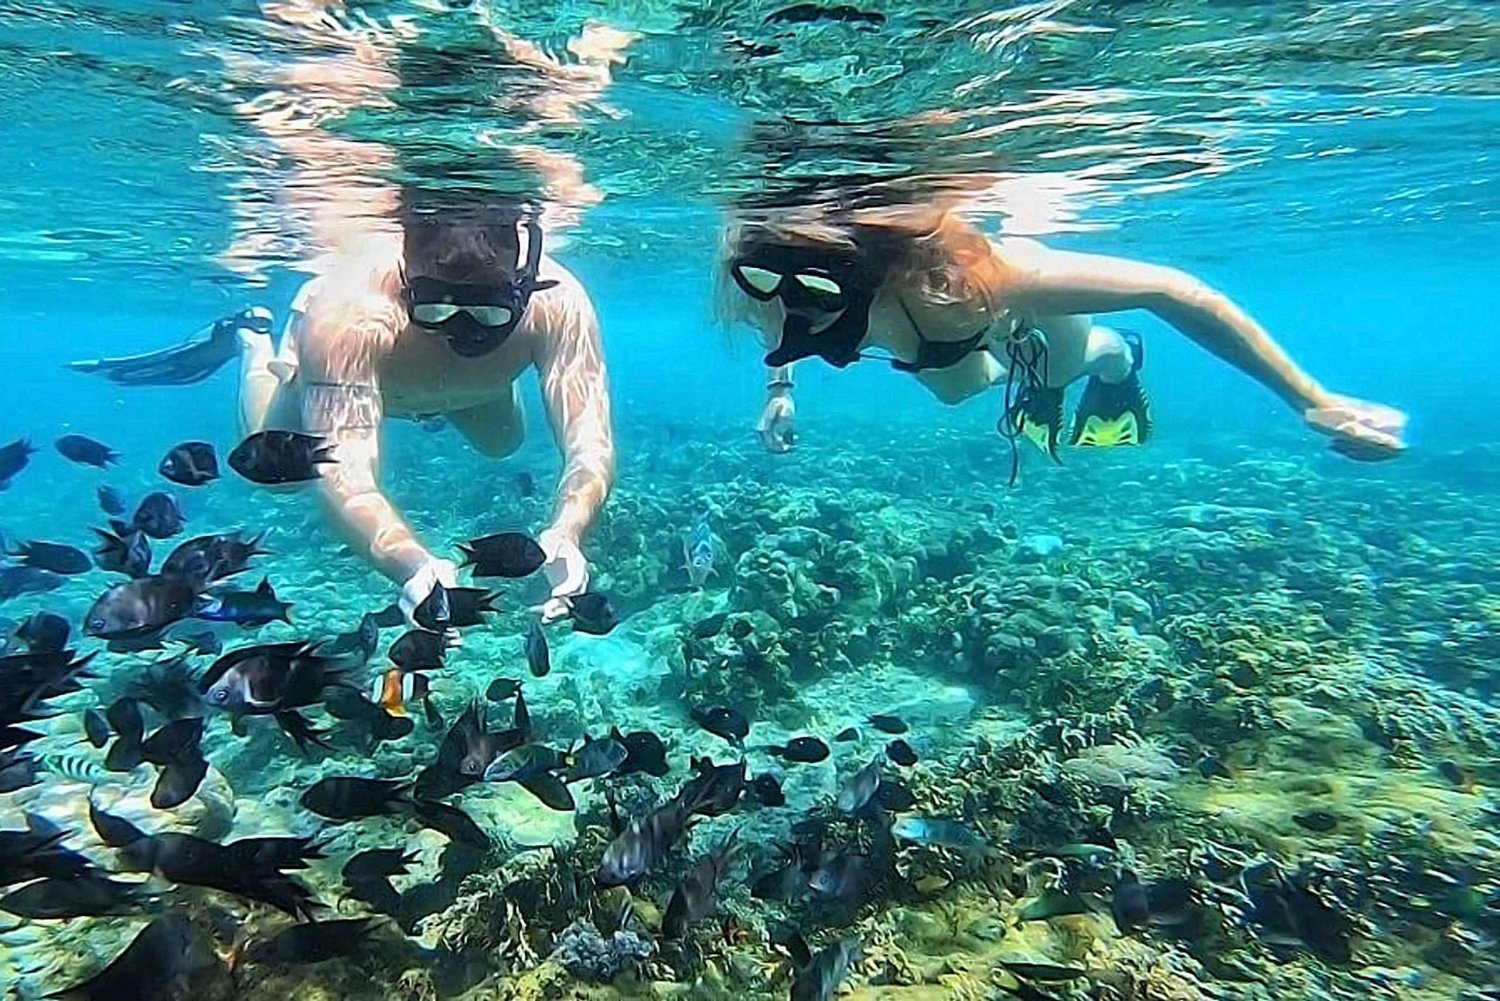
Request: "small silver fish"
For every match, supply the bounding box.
[836,755,883,814]
[38,751,110,783]
[890,816,997,856]
[681,515,717,587]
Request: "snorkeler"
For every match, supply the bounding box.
[209,1,628,631]
[237,190,614,629]
[721,202,1407,465]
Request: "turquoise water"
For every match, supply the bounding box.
[2,1,1499,999]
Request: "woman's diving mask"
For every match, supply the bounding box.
[730,240,886,369]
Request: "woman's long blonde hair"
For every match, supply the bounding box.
[714,198,1007,341]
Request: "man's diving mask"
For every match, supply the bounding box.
[404,218,559,358]
[730,241,884,369]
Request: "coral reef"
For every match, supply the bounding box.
[3,414,1498,1000]
[550,920,655,982]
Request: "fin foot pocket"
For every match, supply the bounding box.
[1070,372,1153,448]
[1006,385,1065,461]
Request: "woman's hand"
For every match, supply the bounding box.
[538,528,589,623]
[757,392,796,454]
[1304,393,1408,461]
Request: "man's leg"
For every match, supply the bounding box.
[449,384,527,459]
[239,294,307,435]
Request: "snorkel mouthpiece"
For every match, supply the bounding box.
[762,293,874,369]
[441,312,504,358]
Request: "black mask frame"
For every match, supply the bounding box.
[730,240,885,369]
[404,218,559,358]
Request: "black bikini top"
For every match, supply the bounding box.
[886,298,990,373]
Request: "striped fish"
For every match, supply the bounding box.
[37,751,110,783]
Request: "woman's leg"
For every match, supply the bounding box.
[1072,324,1151,446]
[1082,324,1134,383]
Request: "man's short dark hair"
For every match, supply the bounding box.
[399,188,523,279]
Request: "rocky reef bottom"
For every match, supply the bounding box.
[2,416,1497,1000]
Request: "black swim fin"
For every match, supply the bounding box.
[1070,331,1152,447]
[1006,384,1065,461]
[67,308,270,386]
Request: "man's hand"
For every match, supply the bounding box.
[399,557,462,647]
[757,392,796,454]
[538,528,589,624]
[1305,393,1408,461]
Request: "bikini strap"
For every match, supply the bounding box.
[889,298,990,373]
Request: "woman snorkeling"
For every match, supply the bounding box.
[719,200,1407,467]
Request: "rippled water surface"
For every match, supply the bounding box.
[2,0,1496,286]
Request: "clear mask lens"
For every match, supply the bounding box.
[795,272,843,297]
[463,305,514,327]
[735,265,783,296]
[411,302,461,325]
[411,301,513,328]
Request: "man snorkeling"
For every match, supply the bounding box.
[720,200,1406,464]
[200,1,630,631]
[238,190,614,629]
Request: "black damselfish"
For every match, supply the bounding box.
[16,611,70,652]
[414,583,498,631]
[229,430,336,484]
[611,727,670,777]
[141,717,209,809]
[885,738,918,766]
[97,484,127,516]
[766,736,830,763]
[199,641,351,751]
[301,776,410,822]
[0,872,142,919]
[690,705,749,745]
[46,914,216,998]
[132,492,187,539]
[567,591,619,635]
[92,524,151,579]
[11,541,91,575]
[162,530,267,586]
[458,531,545,578]
[245,918,376,967]
[89,802,325,919]
[0,437,36,488]
[389,628,446,671]
[56,433,120,468]
[159,441,220,487]
[525,620,550,678]
[84,574,197,640]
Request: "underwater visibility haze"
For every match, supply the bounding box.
[1,0,1499,998]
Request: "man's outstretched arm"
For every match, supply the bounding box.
[296,293,459,627]
[533,267,615,613]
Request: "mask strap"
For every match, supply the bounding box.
[517,217,559,295]
[997,323,1051,487]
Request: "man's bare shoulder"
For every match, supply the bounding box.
[524,256,597,350]
[294,244,404,376]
